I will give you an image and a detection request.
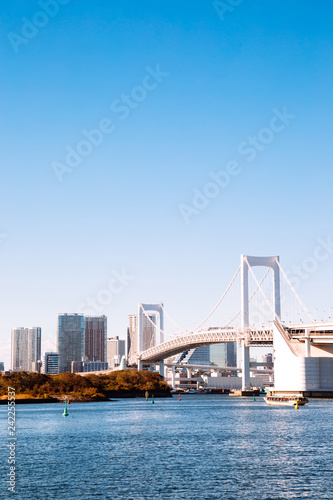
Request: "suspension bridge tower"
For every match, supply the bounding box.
[138,303,164,373]
[241,255,281,390]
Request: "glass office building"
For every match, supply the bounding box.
[84,316,107,362]
[42,352,59,374]
[57,314,84,373]
[210,342,237,367]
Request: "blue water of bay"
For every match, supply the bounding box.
[1,395,333,499]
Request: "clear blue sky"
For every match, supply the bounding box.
[1,0,333,369]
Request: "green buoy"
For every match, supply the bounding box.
[253,395,256,401]
[151,395,154,404]
[63,397,69,417]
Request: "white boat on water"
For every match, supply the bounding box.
[264,394,309,406]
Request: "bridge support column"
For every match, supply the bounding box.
[305,329,311,357]
[138,305,143,357]
[186,368,192,380]
[159,360,165,378]
[241,341,250,390]
[138,360,143,371]
[172,366,176,389]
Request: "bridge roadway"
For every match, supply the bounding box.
[164,362,273,373]
[129,327,273,366]
[130,322,333,367]
[165,362,238,372]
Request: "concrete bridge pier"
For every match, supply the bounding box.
[305,329,311,357]
[172,366,176,389]
[241,341,250,390]
[138,360,143,371]
[159,360,165,378]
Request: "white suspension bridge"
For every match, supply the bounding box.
[128,255,333,394]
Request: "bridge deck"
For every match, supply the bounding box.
[128,323,333,365]
[129,328,273,364]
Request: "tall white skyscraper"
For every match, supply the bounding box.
[107,336,125,369]
[127,313,156,360]
[11,327,41,372]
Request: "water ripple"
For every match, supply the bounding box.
[1,396,333,499]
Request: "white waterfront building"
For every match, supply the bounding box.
[107,336,125,369]
[11,327,41,372]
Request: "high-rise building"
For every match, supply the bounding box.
[263,353,273,364]
[11,327,41,372]
[107,336,125,369]
[210,343,237,367]
[0,361,4,371]
[127,313,156,359]
[187,346,210,365]
[57,314,84,373]
[84,316,107,362]
[42,352,59,374]
[174,346,210,365]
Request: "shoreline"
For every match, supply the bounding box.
[0,393,171,404]
[0,398,116,405]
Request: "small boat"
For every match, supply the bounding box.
[264,394,309,406]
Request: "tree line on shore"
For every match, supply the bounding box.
[0,369,171,400]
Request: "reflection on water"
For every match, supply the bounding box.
[1,396,333,499]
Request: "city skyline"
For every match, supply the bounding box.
[4,309,246,373]
[1,249,332,371]
[1,1,333,370]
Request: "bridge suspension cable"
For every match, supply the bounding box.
[190,265,241,332]
[140,266,242,342]
[139,304,176,344]
[154,266,242,336]
[223,267,272,328]
[152,265,272,337]
[275,258,314,322]
[159,303,184,334]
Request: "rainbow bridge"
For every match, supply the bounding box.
[128,255,333,395]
